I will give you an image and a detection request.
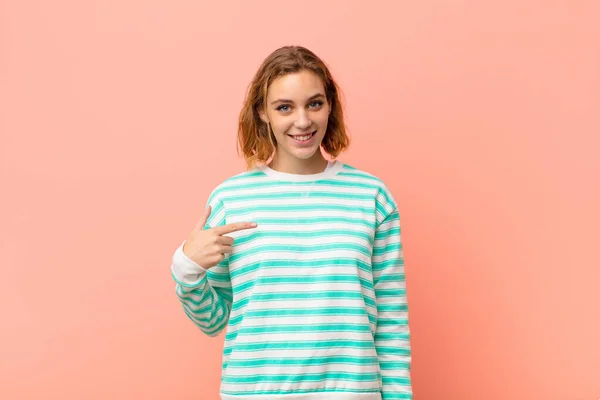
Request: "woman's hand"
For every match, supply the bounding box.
[182,205,258,269]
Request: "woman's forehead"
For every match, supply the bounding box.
[267,71,325,100]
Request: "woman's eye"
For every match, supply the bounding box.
[276,101,322,113]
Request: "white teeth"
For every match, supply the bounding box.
[292,133,313,141]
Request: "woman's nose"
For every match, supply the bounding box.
[294,110,311,129]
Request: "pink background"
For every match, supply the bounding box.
[1,1,599,399]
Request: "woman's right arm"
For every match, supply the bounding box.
[170,197,258,337]
[171,240,233,337]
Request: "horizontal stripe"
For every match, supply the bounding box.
[224,355,380,368]
[222,371,380,384]
[231,291,376,311]
[235,323,372,336]
[224,339,376,354]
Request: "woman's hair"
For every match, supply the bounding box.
[237,45,350,170]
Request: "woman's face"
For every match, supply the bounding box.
[259,70,331,164]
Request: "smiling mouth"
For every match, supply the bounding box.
[287,131,316,141]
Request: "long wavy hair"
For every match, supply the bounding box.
[237,46,350,170]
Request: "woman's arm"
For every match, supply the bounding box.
[171,195,233,337]
[171,242,233,337]
[373,204,413,399]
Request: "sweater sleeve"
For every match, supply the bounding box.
[372,195,413,398]
[170,195,233,337]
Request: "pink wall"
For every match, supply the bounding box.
[1,1,599,399]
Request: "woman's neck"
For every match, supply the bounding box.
[267,153,329,175]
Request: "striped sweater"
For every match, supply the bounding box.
[171,160,412,400]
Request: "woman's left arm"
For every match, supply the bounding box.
[372,206,413,400]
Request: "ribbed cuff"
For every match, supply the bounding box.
[171,241,207,287]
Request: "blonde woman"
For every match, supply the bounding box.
[171,45,412,400]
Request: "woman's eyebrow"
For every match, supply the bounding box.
[270,93,325,105]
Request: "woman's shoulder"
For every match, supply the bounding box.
[339,162,394,191]
[339,162,399,211]
[205,167,264,204]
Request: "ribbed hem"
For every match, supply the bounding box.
[221,392,381,400]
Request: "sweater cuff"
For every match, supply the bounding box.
[171,241,207,287]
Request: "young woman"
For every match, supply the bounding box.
[171,46,412,400]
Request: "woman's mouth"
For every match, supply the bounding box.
[287,131,317,145]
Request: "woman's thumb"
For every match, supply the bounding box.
[195,205,212,231]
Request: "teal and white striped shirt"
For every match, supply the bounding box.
[171,160,412,400]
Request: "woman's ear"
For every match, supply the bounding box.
[259,108,269,124]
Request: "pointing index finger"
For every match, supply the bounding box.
[215,222,258,235]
